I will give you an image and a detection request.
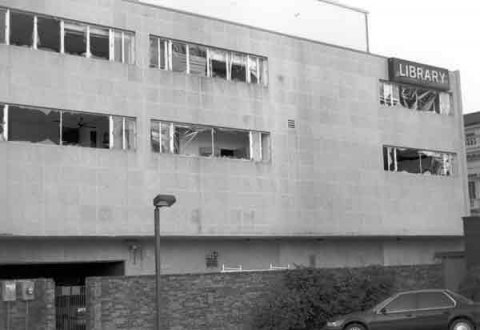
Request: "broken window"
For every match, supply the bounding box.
[380,82,399,106]
[248,56,259,84]
[469,181,476,200]
[10,11,34,47]
[89,26,109,60]
[64,22,86,56]
[174,125,213,157]
[439,92,451,115]
[259,58,268,86]
[149,36,159,68]
[189,45,207,76]
[8,105,60,144]
[37,16,60,52]
[171,41,187,73]
[61,112,109,148]
[209,49,228,79]
[380,81,451,115]
[230,53,247,82]
[151,120,270,161]
[383,146,454,176]
[0,104,5,141]
[213,128,250,159]
[149,36,167,69]
[0,9,6,44]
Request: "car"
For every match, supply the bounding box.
[322,289,480,330]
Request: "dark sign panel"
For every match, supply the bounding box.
[388,58,450,90]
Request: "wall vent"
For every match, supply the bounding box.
[288,119,296,129]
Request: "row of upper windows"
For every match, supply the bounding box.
[149,36,268,86]
[0,8,134,63]
[0,103,271,162]
[0,103,457,175]
[0,7,268,86]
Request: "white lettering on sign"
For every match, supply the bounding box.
[398,63,446,84]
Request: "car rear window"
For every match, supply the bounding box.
[417,292,454,309]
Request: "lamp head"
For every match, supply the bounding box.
[153,194,176,208]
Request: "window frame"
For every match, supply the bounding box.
[0,102,136,151]
[1,7,134,64]
[383,145,455,177]
[379,80,452,115]
[149,34,268,86]
[151,119,270,162]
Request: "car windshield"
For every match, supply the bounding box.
[371,296,394,312]
[447,291,474,305]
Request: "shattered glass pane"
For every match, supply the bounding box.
[380,82,399,106]
[417,89,439,113]
[171,42,187,73]
[160,122,171,153]
[230,53,247,82]
[399,87,417,109]
[439,92,451,115]
[396,148,421,174]
[174,125,213,156]
[214,128,250,159]
[90,26,109,60]
[248,56,258,84]
[149,36,159,68]
[189,45,207,76]
[64,22,87,56]
[8,106,60,144]
[10,11,34,47]
[125,117,136,150]
[209,49,227,79]
[151,121,160,152]
[37,16,60,52]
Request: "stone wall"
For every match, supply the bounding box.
[86,264,444,330]
[0,279,55,330]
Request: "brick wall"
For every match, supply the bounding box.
[0,279,55,330]
[86,264,444,330]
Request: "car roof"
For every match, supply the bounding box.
[396,289,448,295]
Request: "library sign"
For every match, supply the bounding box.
[388,58,450,91]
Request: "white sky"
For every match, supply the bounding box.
[143,0,479,113]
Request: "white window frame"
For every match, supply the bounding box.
[32,15,38,49]
[2,104,8,141]
[4,9,9,45]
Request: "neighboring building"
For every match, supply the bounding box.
[464,112,480,214]
[0,0,468,283]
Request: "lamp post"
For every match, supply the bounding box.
[153,194,176,330]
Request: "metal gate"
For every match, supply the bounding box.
[55,286,86,330]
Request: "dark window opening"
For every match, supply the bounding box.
[149,36,159,68]
[64,22,86,56]
[10,11,34,47]
[0,105,4,141]
[189,45,207,76]
[210,50,227,79]
[171,42,187,73]
[37,16,60,52]
[90,26,109,59]
[61,112,109,148]
[231,54,246,82]
[469,181,476,200]
[0,9,6,44]
[396,148,421,174]
[214,128,250,159]
[8,106,60,144]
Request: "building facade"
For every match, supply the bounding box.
[0,0,468,280]
[464,112,480,214]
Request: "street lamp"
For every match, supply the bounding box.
[153,194,176,330]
